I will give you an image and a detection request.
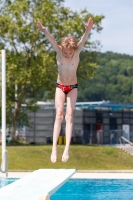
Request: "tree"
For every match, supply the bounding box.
[77,51,133,103]
[0,0,104,137]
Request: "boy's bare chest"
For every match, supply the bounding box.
[56,56,79,70]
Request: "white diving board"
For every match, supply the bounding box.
[0,169,76,200]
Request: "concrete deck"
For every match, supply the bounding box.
[1,170,133,179]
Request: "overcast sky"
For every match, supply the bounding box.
[64,0,133,56]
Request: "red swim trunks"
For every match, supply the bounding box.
[56,83,78,94]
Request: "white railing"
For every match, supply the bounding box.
[119,136,133,146]
[0,150,8,177]
[0,50,8,177]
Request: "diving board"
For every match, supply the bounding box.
[0,169,76,200]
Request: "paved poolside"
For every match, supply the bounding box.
[1,170,133,179]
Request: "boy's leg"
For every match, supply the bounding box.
[62,88,77,162]
[51,88,65,163]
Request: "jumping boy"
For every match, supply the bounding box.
[37,17,93,163]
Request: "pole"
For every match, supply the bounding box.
[1,49,7,173]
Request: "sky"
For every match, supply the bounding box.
[64,0,133,56]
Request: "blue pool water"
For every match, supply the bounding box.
[51,179,133,200]
[0,178,19,189]
[0,178,133,199]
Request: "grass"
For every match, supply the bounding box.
[0,145,133,170]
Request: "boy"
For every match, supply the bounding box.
[37,17,93,162]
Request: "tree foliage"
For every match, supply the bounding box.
[78,51,133,103]
[0,0,104,136]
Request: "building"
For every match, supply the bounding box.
[26,101,133,145]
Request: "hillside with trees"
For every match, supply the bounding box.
[77,51,133,103]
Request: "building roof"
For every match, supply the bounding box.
[75,101,133,111]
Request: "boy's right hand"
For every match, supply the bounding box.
[37,21,46,32]
[85,17,93,31]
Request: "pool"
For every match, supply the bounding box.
[0,178,133,199]
[0,178,19,189]
[51,179,133,200]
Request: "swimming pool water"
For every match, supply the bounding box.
[0,178,133,199]
[51,179,133,200]
[0,178,19,189]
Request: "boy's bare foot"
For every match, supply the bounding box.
[50,148,57,163]
[62,147,69,162]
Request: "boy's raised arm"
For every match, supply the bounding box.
[37,21,60,53]
[77,17,93,53]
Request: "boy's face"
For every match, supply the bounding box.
[62,48,74,59]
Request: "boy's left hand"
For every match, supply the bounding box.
[85,17,93,31]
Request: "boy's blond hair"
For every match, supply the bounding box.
[60,36,78,50]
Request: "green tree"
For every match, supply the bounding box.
[0,0,104,137]
[77,51,133,103]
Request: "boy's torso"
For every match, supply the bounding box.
[56,50,79,85]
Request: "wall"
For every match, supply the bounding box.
[26,107,133,145]
[26,107,83,144]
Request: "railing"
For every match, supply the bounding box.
[0,150,8,177]
[119,136,133,146]
[0,50,8,177]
